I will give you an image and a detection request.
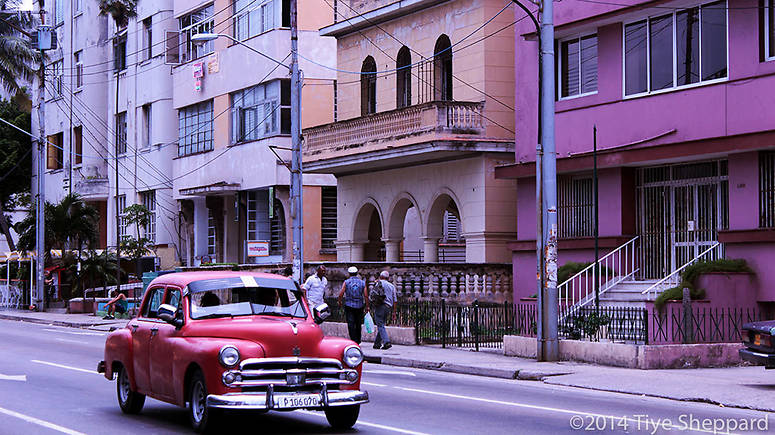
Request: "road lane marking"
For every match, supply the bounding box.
[55,338,89,345]
[363,369,416,376]
[297,410,430,435]
[0,406,86,435]
[31,360,97,374]
[361,381,387,387]
[43,328,106,336]
[395,387,739,435]
[0,374,26,381]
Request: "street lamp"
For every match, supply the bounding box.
[190,29,305,284]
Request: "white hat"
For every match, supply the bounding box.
[347,266,358,274]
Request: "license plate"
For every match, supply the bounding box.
[755,334,761,345]
[275,394,320,409]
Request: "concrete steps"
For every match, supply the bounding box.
[598,280,658,308]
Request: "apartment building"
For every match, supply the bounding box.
[303,0,517,264]
[496,0,775,303]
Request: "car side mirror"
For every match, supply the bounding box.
[313,303,331,324]
[158,303,183,328]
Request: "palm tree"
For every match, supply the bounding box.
[97,0,137,27]
[0,1,40,95]
[15,193,100,256]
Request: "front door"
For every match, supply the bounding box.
[149,287,182,400]
[131,286,165,394]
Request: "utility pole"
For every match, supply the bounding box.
[115,74,121,293]
[34,1,47,310]
[593,125,599,311]
[289,0,304,284]
[538,0,558,361]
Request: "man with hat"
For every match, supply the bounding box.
[337,266,368,343]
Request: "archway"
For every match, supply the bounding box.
[396,46,412,108]
[361,56,377,115]
[387,196,422,262]
[353,202,384,261]
[426,193,465,263]
[433,35,452,101]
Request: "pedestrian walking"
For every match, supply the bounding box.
[338,266,368,343]
[370,270,396,350]
[302,265,328,308]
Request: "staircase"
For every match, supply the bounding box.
[596,279,659,308]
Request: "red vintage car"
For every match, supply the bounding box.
[98,271,368,432]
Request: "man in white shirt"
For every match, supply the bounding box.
[302,265,328,308]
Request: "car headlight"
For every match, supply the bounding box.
[219,345,240,368]
[343,345,364,368]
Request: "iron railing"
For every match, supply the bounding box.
[558,236,640,320]
[650,306,767,344]
[515,303,648,343]
[641,242,722,300]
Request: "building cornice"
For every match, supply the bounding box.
[320,0,450,37]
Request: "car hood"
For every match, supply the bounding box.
[743,320,775,335]
[186,316,325,357]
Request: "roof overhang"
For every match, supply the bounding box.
[320,0,450,37]
[179,182,241,197]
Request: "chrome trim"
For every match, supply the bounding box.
[207,390,369,410]
[218,345,241,368]
[343,345,363,368]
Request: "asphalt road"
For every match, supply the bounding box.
[0,318,773,435]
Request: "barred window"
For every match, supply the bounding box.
[231,79,290,143]
[115,112,127,155]
[178,100,214,156]
[180,5,214,63]
[51,60,63,97]
[761,152,775,228]
[141,191,156,244]
[207,208,216,256]
[117,195,127,241]
[558,176,594,239]
[246,190,285,256]
[321,186,337,250]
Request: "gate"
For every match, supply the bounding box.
[636,161,728,279]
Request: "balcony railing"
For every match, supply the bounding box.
[304,101,485,156]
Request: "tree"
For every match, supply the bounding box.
[0,98,32,250]
[119,204,153,278]
[97,0,137,27]
[66,249,120,301]
[0,1,39,95]
[15,193,100,258]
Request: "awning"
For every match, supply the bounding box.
[179,181,241,197]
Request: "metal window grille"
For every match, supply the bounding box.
[115,112,127,155]
[180,5,214,63]
[270,199,285,255]
[117,195,127,240]
[558,175,594,239]
[51,60,63,97]
[761,151,775,228]
[333,80,338,122]
[141,191,156,244]
[178,100,213,156]
[207,209,216,256]
[53,0,64,24]
[321,187,337,250]
[442,211,462,242]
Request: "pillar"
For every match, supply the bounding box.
[423,237,440,263]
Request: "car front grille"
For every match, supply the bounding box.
[223,357,358,389]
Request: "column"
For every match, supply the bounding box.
[383,239,401,262]
[422,237,440,263]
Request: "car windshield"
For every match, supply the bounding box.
[189,286,307,320]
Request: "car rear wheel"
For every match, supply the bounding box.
[324,404,360,430]
[188,370,219,433]
[117,365,145,414]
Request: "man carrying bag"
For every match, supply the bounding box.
[370,270,396,350]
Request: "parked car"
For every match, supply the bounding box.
[739,320,775,369]
[98,271,368,432]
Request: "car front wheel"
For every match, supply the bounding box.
[188,370,218,433]
[324,404,360,430]
[117,365,145,414]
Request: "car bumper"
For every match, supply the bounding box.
[739,348,775,368]
[207,388,369,410]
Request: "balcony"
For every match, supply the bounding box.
[303,101,510,174]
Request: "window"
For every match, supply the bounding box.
[207,208,216,256]
[46,132,63,170]
[73,126,82,165]
[232,79,290,143]
[142,103,152,148]
[53,0,64,24]
[234,0,280,40]
[433,35,453,101]
[333,80,338,122]
[117,194,127,240]
[143,287,164,318]
[115,112,127,155]
[74,51,83,89]
[396,46,412,108]
[246,190,284,256]
[74,0,82,13]
[143,17,153,60]
[114,32,127,71]
[180,5,214,63]
[141,190,156,243]
[321,186,337,251]
[442,210,463,242]
[558,176,594,239]
[178,100,214,156]
[761,151,775,228]
[766,0,775,60]
[559,35,597,98]
[51,60,63,97]
[270,199,285,255]
[624,1,727,96]
[360,56,377,116]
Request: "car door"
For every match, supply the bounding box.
[131,286,165,394]
[149,286,183,400]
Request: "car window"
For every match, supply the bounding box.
[166,288,181,310]
[143,287,164,318]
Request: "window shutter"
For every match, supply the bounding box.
[165,30,180,65]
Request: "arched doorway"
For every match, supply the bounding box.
[353,202,384,261]
[427,193,465,263]
[361,56,377,115]
[387,196,422,262]
[433,35,452,101]
[396,46,412,108]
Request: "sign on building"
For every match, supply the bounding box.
[247,240,270,257]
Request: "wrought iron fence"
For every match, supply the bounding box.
[324,298,514,350]
[650,306,767,344]
[514,303,648,343]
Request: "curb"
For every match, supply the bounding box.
[0,313,121,329]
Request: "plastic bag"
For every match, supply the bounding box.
[364,312,375,334]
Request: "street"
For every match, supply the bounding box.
[0,318,773,435]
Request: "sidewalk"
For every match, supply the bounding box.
[2,309,773,413]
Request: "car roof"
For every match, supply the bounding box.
[148,271,293,290]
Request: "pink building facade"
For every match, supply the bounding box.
[497,0,775,306]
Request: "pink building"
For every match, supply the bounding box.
[497,0,775,308]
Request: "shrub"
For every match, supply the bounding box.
[653,258,753,310]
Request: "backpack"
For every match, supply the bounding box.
[369,280,386,305]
